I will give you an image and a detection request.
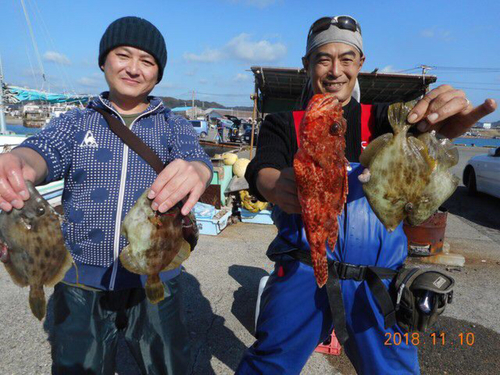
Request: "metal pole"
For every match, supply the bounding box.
[191,90,195,119]
[420,65,432,94]
[0,55,7,135]
[249,82,258,159]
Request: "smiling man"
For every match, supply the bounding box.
[238,15,496,374]
[0,16,212,374]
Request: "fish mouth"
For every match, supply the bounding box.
[19,216,33,230]
[0,241,9,263]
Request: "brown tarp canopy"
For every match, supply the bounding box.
[250,66,437,114]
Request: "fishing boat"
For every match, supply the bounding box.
[0,66,69,207]
[22,104,49,128]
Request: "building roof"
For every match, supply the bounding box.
[250,66,438,113]
[204,108,227,113]
[171,106,193,112]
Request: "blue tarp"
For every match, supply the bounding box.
[5,85,90,104]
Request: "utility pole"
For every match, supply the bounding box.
[249,82,258,159]
[191,90,195,119]
[0,55,7,134]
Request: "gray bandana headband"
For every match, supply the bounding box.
[305,25,363,57]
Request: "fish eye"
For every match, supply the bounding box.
[330,122,340,135]
[36,206,45,216]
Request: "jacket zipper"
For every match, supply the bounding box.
[98,98,162,290]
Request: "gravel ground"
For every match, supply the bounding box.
[0,146,498,374]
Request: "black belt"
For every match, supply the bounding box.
[288,250,398,345]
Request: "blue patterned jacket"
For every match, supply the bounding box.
[19,93,212,290]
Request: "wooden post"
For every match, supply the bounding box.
[249,82,258,159]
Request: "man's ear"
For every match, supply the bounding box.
[359,54,366,69]
[302,56,310,77]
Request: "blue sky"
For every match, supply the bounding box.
[1,0,499,121]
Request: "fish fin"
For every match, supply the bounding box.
[408,136,437,172]
[359,133,393,167]
[162,240,191,272]
[45,250,73,288]
[119,245,144,275]
[3,262,29,287]
[145,274,165,304]
[29,285,46,320]
[418,132,459,168]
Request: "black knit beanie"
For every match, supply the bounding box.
[99,16,167,83]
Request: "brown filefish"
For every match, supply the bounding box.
[0,181,73,320]
[359,100,459,232]
[120,189,198,304]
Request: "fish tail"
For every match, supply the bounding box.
[387,100,418,134]
[311,242,328,288]
[29,285,46,320]
[313,254,328,288]
[145,274,165,304]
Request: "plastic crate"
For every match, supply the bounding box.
[315,331,341,356]
[195,208,231,236]
[239,208,273,225]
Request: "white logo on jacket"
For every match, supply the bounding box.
[80,130,98,148]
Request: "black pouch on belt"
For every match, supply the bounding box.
[394,267,455,333]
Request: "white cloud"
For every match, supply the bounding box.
[380,65,394,73]
[183,49,224,63]
[420,29,434,38]
[43,51,71,65]
[184,33,286,64]
[226,33,286,62]
[199,79,208,84]
[420,28,452,42]
[441,30,452,41]
[233,73,251,82]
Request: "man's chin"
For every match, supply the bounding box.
[113,86,149,99]
[320,90,346,100]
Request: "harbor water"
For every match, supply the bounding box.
[453,137,500,147]
[6,123,41,135]
[6,122,500,148]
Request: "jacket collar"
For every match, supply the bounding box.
[88,92,168,117]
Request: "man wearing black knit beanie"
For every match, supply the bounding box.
[2,16,213,374]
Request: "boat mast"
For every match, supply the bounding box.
[0,55,7,135]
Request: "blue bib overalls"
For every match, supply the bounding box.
[236,163,419,375]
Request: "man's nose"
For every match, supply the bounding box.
[125,59,140,75]
[329,59,341,77]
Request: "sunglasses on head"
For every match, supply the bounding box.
[308,16,362,38]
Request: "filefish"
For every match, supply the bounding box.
[359,100,459,232]
[0,181,73,320]
[294,94,348,288]
[120,190,198,303]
